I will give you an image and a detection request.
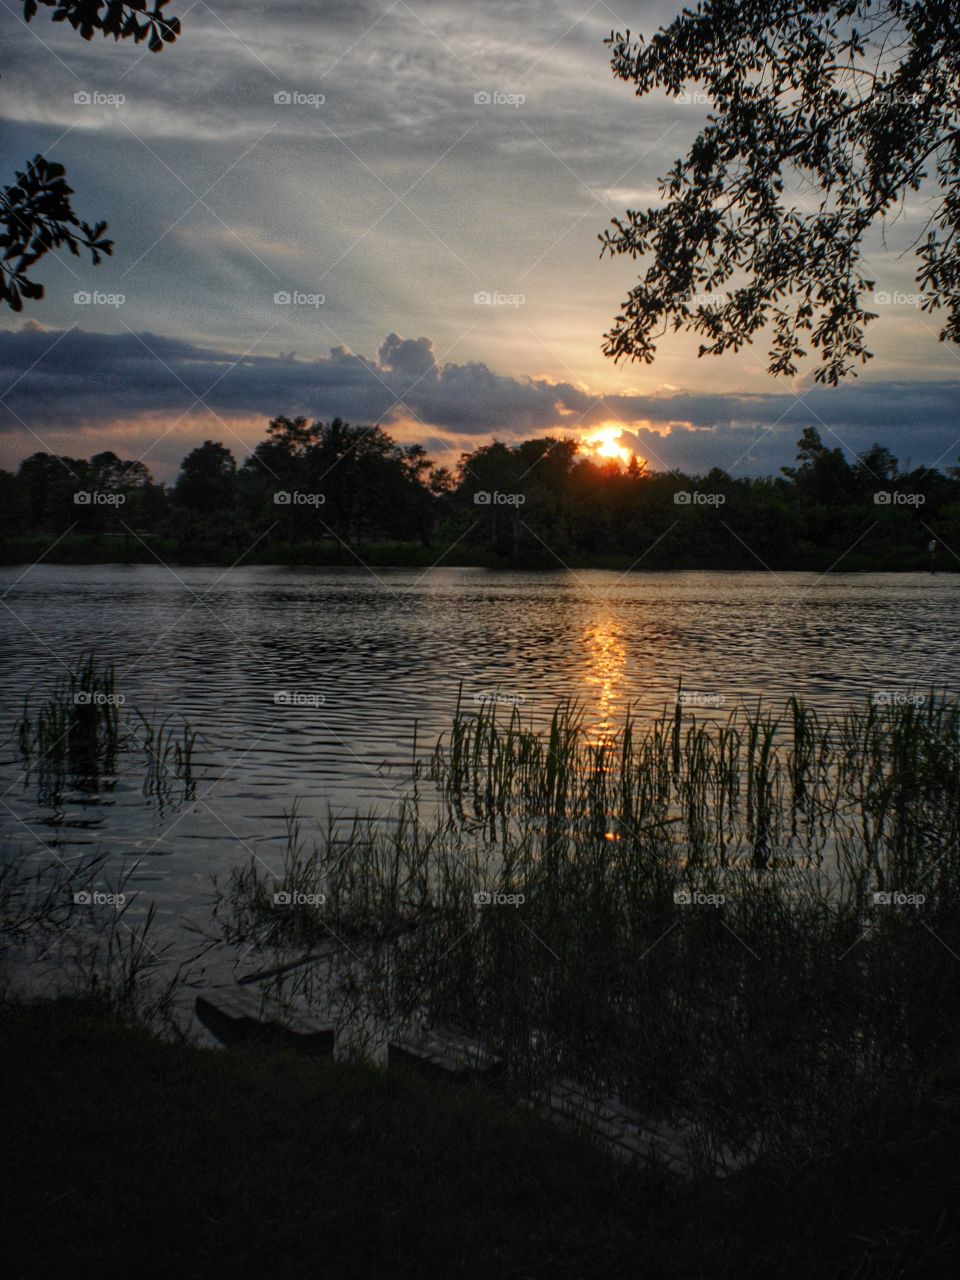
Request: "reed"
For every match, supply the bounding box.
[221,687,960,1167]
[16,654,122,797]
[136,711,197,807]
[16,655,196,804]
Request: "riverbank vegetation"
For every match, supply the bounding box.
[217,688,960,1171]
[0,419,954,570]
[4,663,960,1271]
[15,655,196,810]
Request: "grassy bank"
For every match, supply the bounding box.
[0,998,655,1280]
[10,655,960,1171]
[2,997,959,1279]
[221,691,960,1167]
[0,532,948,571]
[6,660,960,1274]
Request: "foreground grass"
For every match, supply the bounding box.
[222,690,960,1164]
[2,999,959,1279]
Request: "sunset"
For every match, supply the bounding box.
[3,3,960,1278]
[583,423,636,464]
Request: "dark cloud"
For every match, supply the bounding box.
[3,0,948,441]
[377,333,439,380]
[1,325,958,475]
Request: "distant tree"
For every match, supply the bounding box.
[601,2,960,384]
[237,417,445,548]
[9,426,958,569]
[303,419,426,546]
[14,448,160,532]
[456,437,581,560]
[2,2,181,310]
[262,414,314,459]
[173,441,236,513]
[0,469,29,536]
[16,451,82,526]
[854,443,900,487]
[89,449,151,494]
[781,427,855,500]
[89,449,161,528]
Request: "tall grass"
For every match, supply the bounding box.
[220,687,960,1168]
[136,711,197,808]
[0,846,189,1033]
[16,654,196,805]
[7,657,198,1027]
[17,655,122,798]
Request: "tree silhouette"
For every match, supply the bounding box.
[0,157,113,311]
[174,441,237,513]
[1,2,181,310]
[601,2,960,384]
[4,424,955,570]
[23,1,180,49]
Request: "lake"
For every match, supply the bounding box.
[1,565,958,921]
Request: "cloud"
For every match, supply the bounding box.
[377,333,439,379]
[4,0,947,428]
[1,325,958,477]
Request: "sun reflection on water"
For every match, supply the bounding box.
[582,617,629,745]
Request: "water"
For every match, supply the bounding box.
[1,565,958,920]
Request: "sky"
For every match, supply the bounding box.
[1,0,958,482]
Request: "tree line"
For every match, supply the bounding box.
[1,417,955,571]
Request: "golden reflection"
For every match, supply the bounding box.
[582,617,628,746]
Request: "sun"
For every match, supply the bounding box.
[583,425,634,466]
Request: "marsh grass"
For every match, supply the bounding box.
[7,657,199,1026]
[0,847,108,954]
[220,686,960,1168]
[0,841,192,1033]
[16,654,196,806]
[17,654,122,798]
[63,893,189,1033]
[135,710,197,807]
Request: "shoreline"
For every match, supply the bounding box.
[3,996,959,1279]
[0,536,951,574]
